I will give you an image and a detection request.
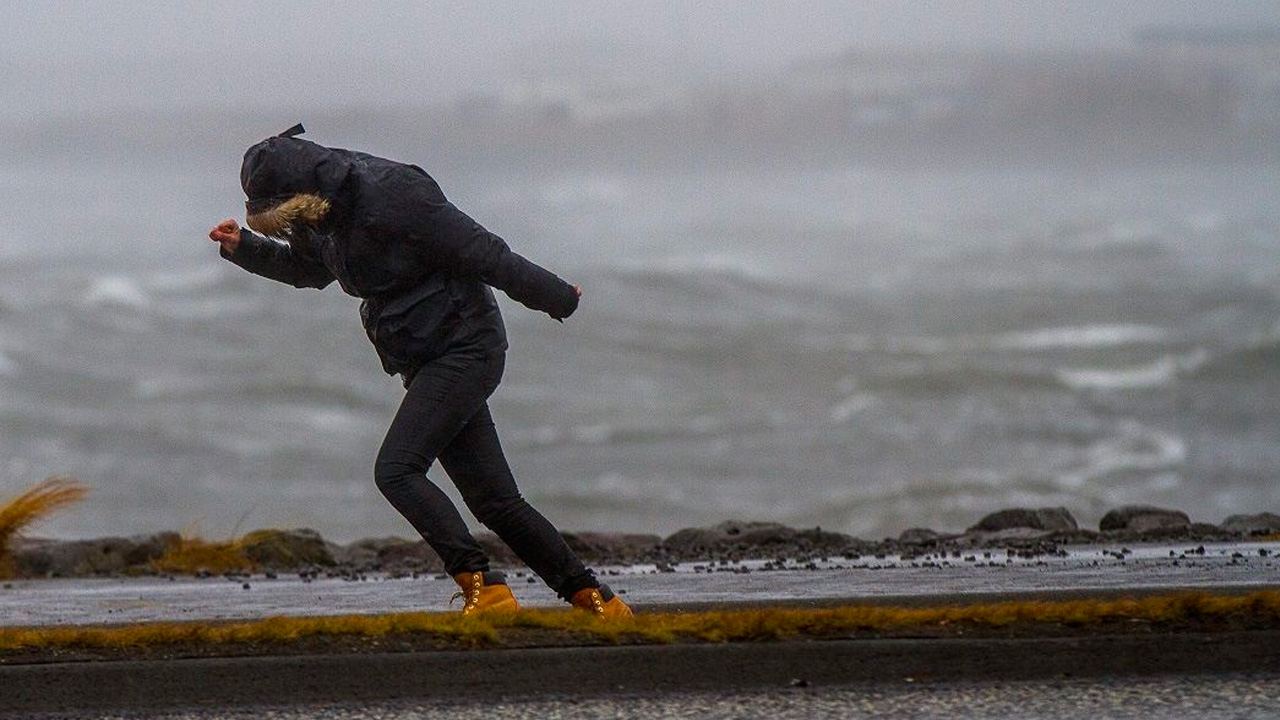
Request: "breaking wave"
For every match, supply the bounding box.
[843,323,1172,356]
[991,324,1170,351]
[1053,420,1187,490]
[1056,349,1210,391]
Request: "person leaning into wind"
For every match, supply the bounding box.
[207,124,631,618]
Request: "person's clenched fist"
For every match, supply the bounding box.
[208,219,241,255]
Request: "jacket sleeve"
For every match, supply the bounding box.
[220,229,335,290]
[421,202,580,320]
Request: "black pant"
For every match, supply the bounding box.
[374,347,597,601]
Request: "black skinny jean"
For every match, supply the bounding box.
[373,347,597,601]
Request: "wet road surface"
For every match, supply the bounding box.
[29,672,1280,720]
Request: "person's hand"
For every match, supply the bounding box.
[553,284,583,323]
[208,219,241,255]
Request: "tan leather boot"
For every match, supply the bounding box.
[452,571,519,616]
[571,584,633,619]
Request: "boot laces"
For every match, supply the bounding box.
[451,574,484,613]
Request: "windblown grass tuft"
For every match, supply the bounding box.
[150,534,255,575]
[0,477,88,578]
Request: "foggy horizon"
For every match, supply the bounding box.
[5,1,1280,121]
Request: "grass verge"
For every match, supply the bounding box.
[2,590,1278,658]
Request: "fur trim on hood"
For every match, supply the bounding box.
[245,193,330,237]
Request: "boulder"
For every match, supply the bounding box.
[1220,512,1280,536]
[1101,522,1228,543]
[1099,506,1190,532]
[1048,528,1100,544]
[239,529,335,569]
[561,532,663,563]
[10,532,181,577]
[335,536,419,570]
[969,507,1078,533]
[373,540,444,573]
[662,520,853,558]
[897,528,942,545]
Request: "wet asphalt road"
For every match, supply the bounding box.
[41,672,1280,720]
[8,632,1280,718]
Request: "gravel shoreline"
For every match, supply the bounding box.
[7,505,1279,580]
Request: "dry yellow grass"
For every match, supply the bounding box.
[0,611,495,654]
[149,535,256,575]
[0,477,88,578]
[1,590,1277,655]
[498,590,1280,644]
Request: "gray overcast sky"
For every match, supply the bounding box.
[3,1,1280,120]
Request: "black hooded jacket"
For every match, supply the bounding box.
[222,130,579,378]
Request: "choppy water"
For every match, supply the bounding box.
[1,127,1278,541]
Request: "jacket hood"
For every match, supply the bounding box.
[240,124,355,207]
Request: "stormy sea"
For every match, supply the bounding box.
[1,109,1278,543]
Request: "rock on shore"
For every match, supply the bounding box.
[662,521,857,562]
[11,532,180,577]
[1220,512,1280,536]
[968,507,1078,533]
[4,505,1276,580]
[239,529,336,569]
[1100,506,1191,532]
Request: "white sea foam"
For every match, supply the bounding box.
[829,393,877,423]
[991,324,1170,351]
[508,425,566,448]
[1056,348,1210,391]
[146,265,224,293]
[843,324,1172,356]
[570,423,615,444]
[305,407,371,434]
[134,376,198,399]
[82,276,149,311]
[1101,220,1160,244]
[620,253,770,280]
[554,471,691,506]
